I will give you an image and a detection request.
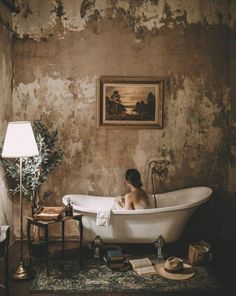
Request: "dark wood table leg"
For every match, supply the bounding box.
[79,217,83,266]
[45,225,49,276]
[27,220,32,267]
[5,228,9,296]
[5,248,9,296]
[62,220,65,260]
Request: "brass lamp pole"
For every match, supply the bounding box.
[2,121,39,280]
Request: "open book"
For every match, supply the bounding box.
[129,257,157,276]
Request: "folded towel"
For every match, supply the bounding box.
[0,225,9,243]
[96,209,111,226]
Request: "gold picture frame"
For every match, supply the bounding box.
[97,76,164,128]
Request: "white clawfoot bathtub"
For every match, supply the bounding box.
[62,186,212,244]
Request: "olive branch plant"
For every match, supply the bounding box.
[0,119,63,212]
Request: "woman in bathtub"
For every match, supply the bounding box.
[113,169,151,210]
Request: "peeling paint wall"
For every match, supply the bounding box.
[0,2,13,231]
[9,0,236,240]
[12,0,234,40]
[227,0,236,239]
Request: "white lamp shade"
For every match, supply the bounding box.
[1,121,39,158]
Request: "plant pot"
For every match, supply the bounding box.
[31,241,47,257]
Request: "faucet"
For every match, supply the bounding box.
[146,145,170,208]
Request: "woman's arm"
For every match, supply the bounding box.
[124,194,134,210]
[113,197,124,209]
[119,196,125,207]
[115,196,125,206]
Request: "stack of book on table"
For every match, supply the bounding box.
[103,249,130,271]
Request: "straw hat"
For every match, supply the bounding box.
[155,257,195,280]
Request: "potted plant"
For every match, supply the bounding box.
[0,119,63,256]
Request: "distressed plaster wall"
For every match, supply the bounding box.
[9,0,236,240]
[0,2,13,231]
[227,0,236,239]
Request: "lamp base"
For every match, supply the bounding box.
[9,262,35,280]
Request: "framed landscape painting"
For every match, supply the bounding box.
[97,76,164,128]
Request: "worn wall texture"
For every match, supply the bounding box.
[0,2,13,231]
[3,0,236,240]
[227,0,236,239]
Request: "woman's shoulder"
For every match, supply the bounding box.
[125,192,137,202]
[138,188,148,196]
[125,192,132,199]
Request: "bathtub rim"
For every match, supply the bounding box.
[62,186,213,215]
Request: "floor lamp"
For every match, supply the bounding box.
[1,121,39,280]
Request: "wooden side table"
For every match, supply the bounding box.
[0,225,10,296]
[26,214,83,276]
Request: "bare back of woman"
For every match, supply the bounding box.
[114,169,151,210]
[125,188,151,210]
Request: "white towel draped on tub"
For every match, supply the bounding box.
[96,209,111,226]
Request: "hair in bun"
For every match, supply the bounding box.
[125,169,142,188]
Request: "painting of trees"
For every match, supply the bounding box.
[105,87,156,121]
[106,90,126,118]
[98,77,163,128]
[134,92,155,120]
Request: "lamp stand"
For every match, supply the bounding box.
[10,157,35,280]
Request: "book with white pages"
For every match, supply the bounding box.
[129,257,157,276]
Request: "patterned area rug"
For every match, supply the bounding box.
[31,257,222,294]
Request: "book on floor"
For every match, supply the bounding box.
[103,255,124,266]
[129,257,157,276]
[107,249,123,261]
[103,255,131,271]
[109,260,125,269]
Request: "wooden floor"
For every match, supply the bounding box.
[0,240,235,296]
